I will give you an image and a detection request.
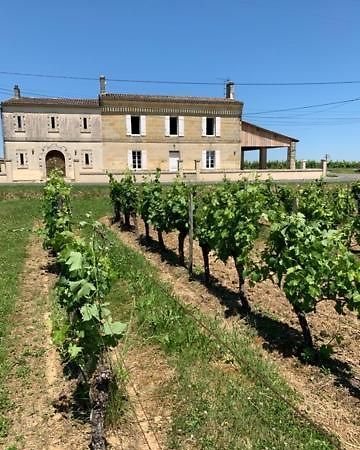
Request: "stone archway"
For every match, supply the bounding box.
[45,150,66,177]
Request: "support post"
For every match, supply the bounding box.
[301,159,307,170]
[259,147,267,169]
[178,159,184,177]
[5,160,13,183]
[73,158,80,182]
[321,159,327,177]
[240,149,245,170]
[195,159,200,180]
[188,189,194,278]
[287,141,296,170]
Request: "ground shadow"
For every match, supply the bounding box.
[135,230,360,401]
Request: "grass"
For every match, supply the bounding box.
[105,231,338,449]
[0,198,41,437]
[0,190,111,440]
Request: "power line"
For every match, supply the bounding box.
[245,97,360,115]
[2,70,360,86]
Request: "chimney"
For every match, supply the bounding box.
[99,75,106,95]
[14,84,21,98]
[225,81,235,100]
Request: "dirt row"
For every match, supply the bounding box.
[108,219,360,450]
[1,231,174,450]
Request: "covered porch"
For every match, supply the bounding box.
[240,121,298,170]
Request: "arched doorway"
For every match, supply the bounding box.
[45,150,66,177]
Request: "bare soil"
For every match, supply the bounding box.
[108,218,360,450]
[0,232,90,450]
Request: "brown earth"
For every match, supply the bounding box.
[0,232,91,450]
[108,218,360,450]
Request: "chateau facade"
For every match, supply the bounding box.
[0,77,322,183]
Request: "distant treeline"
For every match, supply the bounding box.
[243,160,360,169]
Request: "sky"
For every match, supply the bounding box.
[1,0,360,162]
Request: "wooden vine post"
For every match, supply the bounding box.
[188,188,194,278]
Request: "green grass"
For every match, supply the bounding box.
[105,233,338,449]
[0,198,41,437]
[0,189,111,439]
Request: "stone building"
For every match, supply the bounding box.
[0,77,323,183]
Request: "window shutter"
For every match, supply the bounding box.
[140,116,146,136]
[24,152,29,166]
[126,115,131,136]
[215,150,220,169]
[165,116,170,136]
[202,117,207,136]
[142,150,147,170]
[128,150,133,169]
[215,117,221,136]
[16,152,20,166]
[179,116,184,136]
[201,150,207,169]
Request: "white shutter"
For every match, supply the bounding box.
[202,117,207,136]
[126,115,131,136]
[142,150,147,170]
[215,150,220,169]
[179,116,184,136]
[16,152,20,166]
[128,150,133,169]
[215,117,221,136]
[140,116,146,136]
[24,152,29,166]
[165,116,170,136]
[201,150,207,169]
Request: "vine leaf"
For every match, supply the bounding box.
[67,251,83,271]
[102,319,127,336]
[81,303,100,321]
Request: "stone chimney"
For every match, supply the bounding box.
[14,84,21,98]
[225,81,235,100]
[99,75,106,95]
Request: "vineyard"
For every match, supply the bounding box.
[0,173,359,449]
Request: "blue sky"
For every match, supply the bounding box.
[1,0,360,161]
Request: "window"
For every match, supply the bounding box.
[48,115,59,132]
[206,118,214,135]
[206,150,216,168]
[16,151,28,168]
[131,116,140,135]
[132,150,142,169]
[202,116,221,137]
[14,115,25,132]
[80,116,91,132]
[202,150,220,169]
[165,116,184,136]
[169,117,178,135]
[82,151,93,168]
[126,115,146,136]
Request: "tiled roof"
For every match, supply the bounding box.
[101,93,242,105]
[1,97,99,107]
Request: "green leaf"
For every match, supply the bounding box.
[68,343,82,359]
[80,303,100,321]
[66,251,83,271]
[103,319,127,336]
